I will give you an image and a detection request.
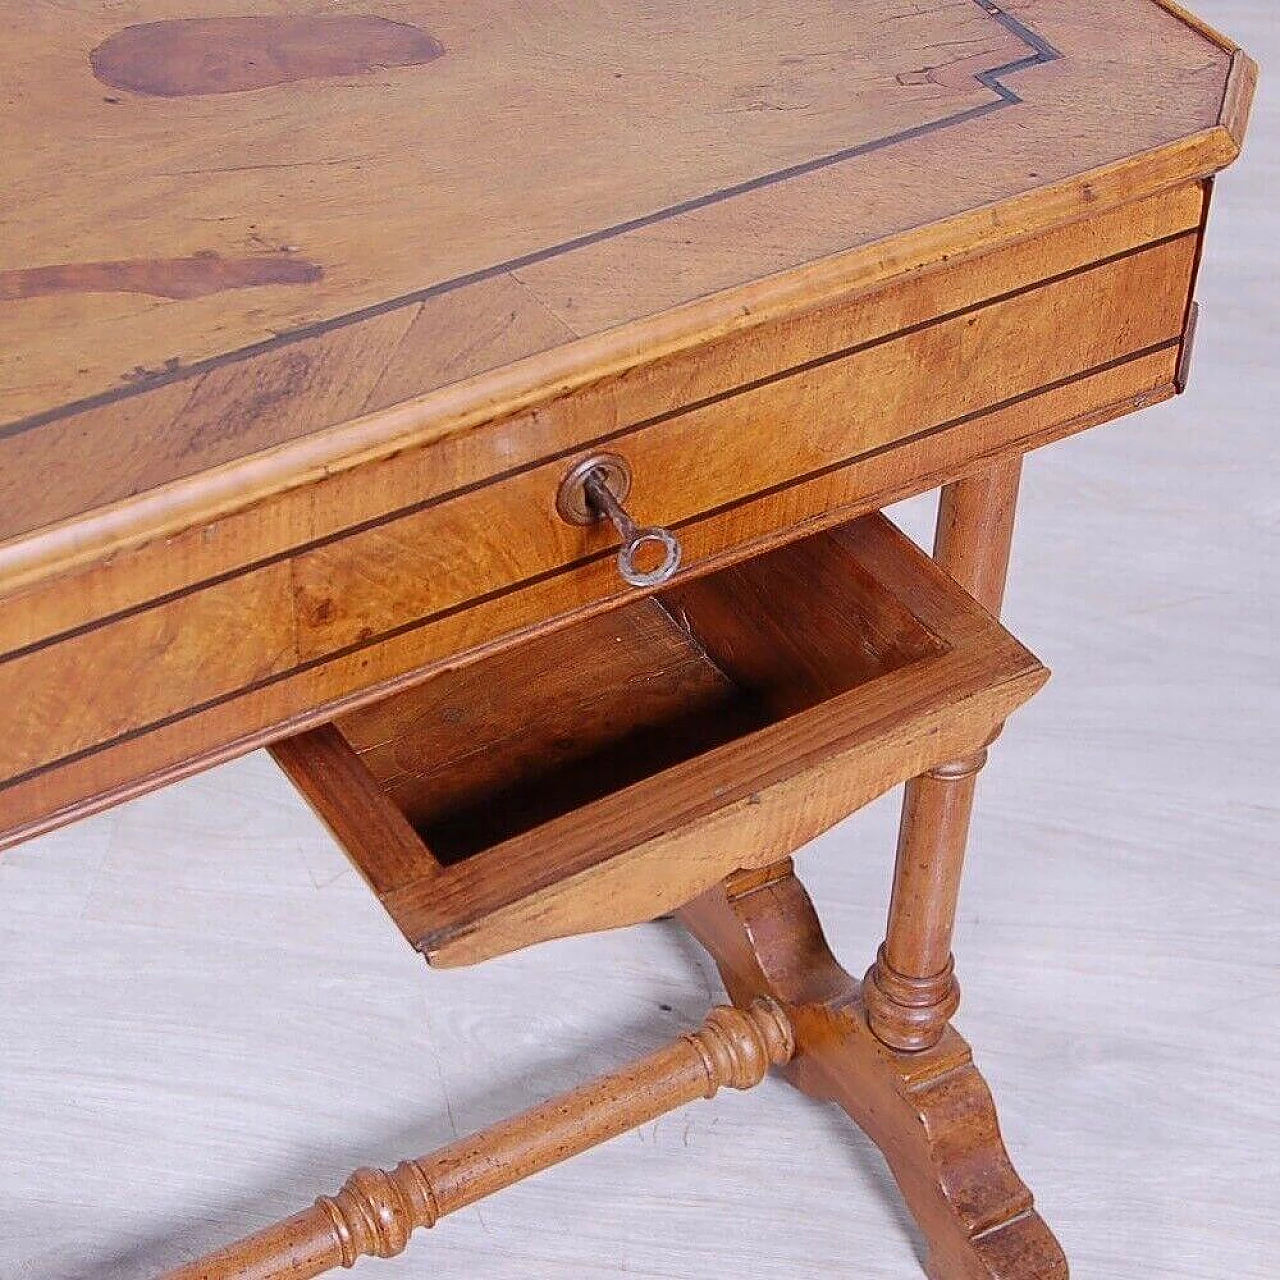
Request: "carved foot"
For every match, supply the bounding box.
[678,863,1068,1280]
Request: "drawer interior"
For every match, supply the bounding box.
[334,533,943,865]
[271,513,1046,966]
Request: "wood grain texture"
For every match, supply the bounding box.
[0,0,1235,432]
[90,15,444,98]
[0,0,1250,585]
[0,253,325,302]
[270,514,1048,967]
[0,213,1197,849]
[0,5,1265,1279]
[335,602,761,862]
[0,4,1269,1262]
[161,999,794,1280]
[0,181,1205,612]
[0,347,1181,850]
[267,725,433,900]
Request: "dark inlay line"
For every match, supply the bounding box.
[975,0,1063,65]
[0,229,1196,669]
[674,341,1177,530]
[0,335,1181,798]
[0,0,1059,440]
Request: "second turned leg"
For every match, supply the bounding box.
[865,460,1021,1052]
[679,862,1068,1280]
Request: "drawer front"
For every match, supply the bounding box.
[0,187,1203,845]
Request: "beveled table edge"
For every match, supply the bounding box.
[0,45,1253,601]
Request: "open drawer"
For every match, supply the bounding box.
[270,513,1047,967]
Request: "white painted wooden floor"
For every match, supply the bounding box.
[2,4,1277,1276]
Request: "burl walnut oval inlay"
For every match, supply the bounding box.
[0,253,323,303]
[90,14,444,98]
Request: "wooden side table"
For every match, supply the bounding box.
[0,3,1255,1277]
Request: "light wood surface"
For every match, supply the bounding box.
[0,1,1269,1276]
[680,865,1068,1279]
[3,112,1272,1263]
[865,461,1022,1050]
[160,999,794,1280]
[0,0,1243,458]
[271,514,1047,967]
[0,0,1254,851]
[0,188,1205,848]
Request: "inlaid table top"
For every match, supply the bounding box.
[1,7,1259,1275]
[1,0,1251,571]
[0,1,1253,847]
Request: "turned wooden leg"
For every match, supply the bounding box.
[678,863,1067,1280]
[865,460,1020,1052]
